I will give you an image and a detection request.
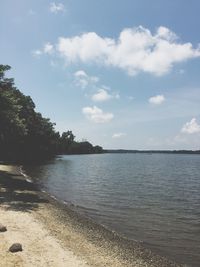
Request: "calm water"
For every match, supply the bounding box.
[24,153,200,266]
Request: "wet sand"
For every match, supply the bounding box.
[0,164,184,267]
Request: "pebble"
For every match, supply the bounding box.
[0,223,7,232]
[9,243,23,253]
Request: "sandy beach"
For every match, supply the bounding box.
[0,164,182,267]
[0,165,89,267]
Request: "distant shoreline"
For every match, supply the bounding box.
[104,149,200,154]
[1,149,199,165]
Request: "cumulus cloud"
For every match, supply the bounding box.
[92,88,119,102]
[50,2,65,13]
[82,106,114,123]
[181,118,200,134]
[149,94,165,105]
[74,70,87,77]
[74,70,99,89]
[44,42,54,54]
[56,26,200,76]
[32,42,54,57]
[74,70,119,102]
[112,133,126,138]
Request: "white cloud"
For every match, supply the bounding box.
[32,43,54,57]
[32,49,42,57]
[50,2,65,13]
[74,70,88,77]
[156,26,177,41]
[112,133,126,138]
[181,118,200,134]
[92,89,111,102]
[82,106,114,123]
[149,94,165,105]
[56,26,200,76]
[92,88,119,102]
[74,70,119,101]
[74,70,99,89]
[44,42,54,54]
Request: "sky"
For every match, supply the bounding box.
[1,0,200,150]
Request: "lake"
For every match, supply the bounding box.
[24,153,200,266]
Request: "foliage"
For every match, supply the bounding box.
[0,65,103,162]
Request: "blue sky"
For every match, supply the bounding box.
[1,0,200,149]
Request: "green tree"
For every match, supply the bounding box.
[0,65,27,159]
[0,64,103,161]
[0,65,59,161]
[60,131,75,153]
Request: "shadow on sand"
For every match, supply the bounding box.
[0,170,48,212]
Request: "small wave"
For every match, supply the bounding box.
[62,200,70,205]
[50,195,57,200]
[19,166,33,183]
[25,178,33,183]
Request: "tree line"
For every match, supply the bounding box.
[0,65,103,162]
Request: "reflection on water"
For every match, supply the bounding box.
[24,153,200,266]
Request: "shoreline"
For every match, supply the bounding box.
[0,164,89,267]
[0,164,184,267]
